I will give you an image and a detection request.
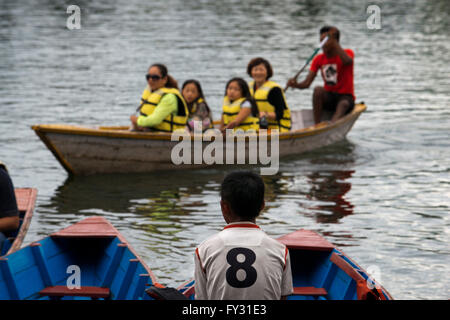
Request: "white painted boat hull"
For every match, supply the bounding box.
[32,104,366,175]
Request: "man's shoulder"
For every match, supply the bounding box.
[311,53,326,71]
[197,231,223,250]
[160,91,178,102]
[261,232,286,249]
[313,52,325,62]
[344,48,354,57]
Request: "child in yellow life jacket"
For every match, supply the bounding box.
[220,77,259,132]
[182,80,213,132]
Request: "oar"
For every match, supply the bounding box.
[284,36,329,92]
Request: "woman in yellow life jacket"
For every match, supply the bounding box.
[247,57,291,132]
[219,77,259,132]
[130,64,189,132]
[181,79,213,132]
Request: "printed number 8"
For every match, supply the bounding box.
[226,247,257,288]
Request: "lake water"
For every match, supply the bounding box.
[1,0,449,299]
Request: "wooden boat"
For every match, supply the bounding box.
[0,216,158,300]
[1,188,37,256]
[31,104,366,175]
[177,228,393,300]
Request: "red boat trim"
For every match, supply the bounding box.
[51,216,119,238]
[195,248,205,274]
[277,229,334,252]
[183,285,195,298]
[330,252,365,282]
[292,287,328,296]
[223,223,260,230]
[284,247,289,270]
[39,286,110,298]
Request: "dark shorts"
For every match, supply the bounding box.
[323,92,355,115]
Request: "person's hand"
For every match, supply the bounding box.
[224,121,237,131]
[259,111,267,118]
[130,115,138,124]
[327,30,340,49]
[286,78,298,88]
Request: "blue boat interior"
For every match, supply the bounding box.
[288,249,353,300]
[179,247,386,300]
[0,235,154,300]
[287,246,387,300]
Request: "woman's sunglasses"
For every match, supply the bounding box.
[146,74,162,81]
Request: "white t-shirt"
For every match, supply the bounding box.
[241,100,252,109]
[194,222,293,300]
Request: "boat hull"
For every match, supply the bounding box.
[0,217,158,300]
[1,188,37,256]
[32,104,366,175]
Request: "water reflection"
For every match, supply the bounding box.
[274,140,357,224]
[305,170,354,223]
[46,170,223,215]
[43,139,358,227]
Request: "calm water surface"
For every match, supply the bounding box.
[1,0,449,299]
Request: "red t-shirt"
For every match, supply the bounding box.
[310,49,355,100]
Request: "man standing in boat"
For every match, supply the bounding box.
[287,26,355,124]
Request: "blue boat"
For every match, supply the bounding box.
[0,216,158,300]
[177,229,393,300]
[1,188,37,256]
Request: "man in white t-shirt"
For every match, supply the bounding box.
[194,171,293,300]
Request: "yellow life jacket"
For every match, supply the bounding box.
[190,98,204,114]
[249,80,291,132]
[139,87,189,132]
[222,97,259,131]
[189,98,213,130]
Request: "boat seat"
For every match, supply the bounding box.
[292,286,327,296]
[39,286,110,300]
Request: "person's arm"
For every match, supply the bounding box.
[335,45,353,65]
[224,107,252,130]
[280,248,293,300]
[327,29,353,65]
[0,216,19,232]
[266,87,287,121]
[287,70,317,89]
[0,167,19,232]
[259,111,276,120]
[194,248,207,300]
[137,93,178,127]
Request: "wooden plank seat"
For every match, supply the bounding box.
[292,287,327,296]
[39,286,110,299]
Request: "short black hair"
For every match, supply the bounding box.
[220,170,265,219]
[247,57,273,80]
[320,25,340,42]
